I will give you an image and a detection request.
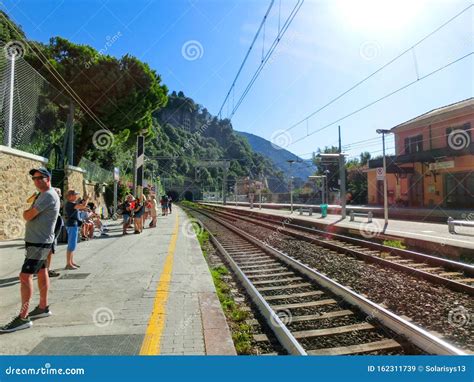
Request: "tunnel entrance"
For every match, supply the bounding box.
[167,190,180,202]
[183,191,193,201]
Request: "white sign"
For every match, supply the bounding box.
[376,167,385,180]
[429,161,454,171]
[113,167,119,181]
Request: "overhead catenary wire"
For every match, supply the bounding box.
[286,52,473,147]
[281,4,473,134]
[229,0,304,119]
[217,0,275,118]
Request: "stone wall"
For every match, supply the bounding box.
[64,165,86,196]
[0,146,49,240]
[84,182,108,217]
[65,167,109,217]
[0,150,111,241]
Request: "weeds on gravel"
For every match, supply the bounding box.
[383,240,406,249]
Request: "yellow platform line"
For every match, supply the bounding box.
[139,213,179,355]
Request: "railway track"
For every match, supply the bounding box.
[199,204,474,296]
[185,206,466,356]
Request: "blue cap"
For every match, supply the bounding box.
[29,167,51,178]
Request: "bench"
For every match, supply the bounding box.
[448,217,474,234]
[299,207,313,216]
[349,210,373,223]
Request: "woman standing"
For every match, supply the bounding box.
[133,194,146,233]
[64,190,89,270]
[149,195,158,228]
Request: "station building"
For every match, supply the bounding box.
[367,98,473,209]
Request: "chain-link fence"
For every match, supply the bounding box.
[79,157,113,184]
[0,42,67,156]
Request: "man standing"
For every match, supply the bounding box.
[0,168,60,333]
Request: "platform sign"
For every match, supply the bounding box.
[429,161,454,171]
[376,167,385,180]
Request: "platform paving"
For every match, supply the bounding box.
[0,206,235,355]
[202,203,474,252]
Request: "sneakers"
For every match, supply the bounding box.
[48,270,60,277]
[28,305,52,319]
[0,315,32,333]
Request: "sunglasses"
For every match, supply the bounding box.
[31,176,46,181]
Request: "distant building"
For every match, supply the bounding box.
[367,98,473,209]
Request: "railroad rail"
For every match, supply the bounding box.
[184,206,466,356]
[199,204,474,296]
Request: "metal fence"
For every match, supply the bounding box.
[0,42,65,156]
[79,157,113,184]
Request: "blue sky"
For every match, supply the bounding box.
[2,0,472,160]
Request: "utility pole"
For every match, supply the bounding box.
[223,164,228,205]
[317,153,347,219]
[234,182,238,206]
[6,52,15,147]
[113,167,119,216]
[339,153,346,219]
[135,134,145,198]
[376,129,392,226]
[67,100,75,166]
[308,175,327,205]
[338,125,342,153]
[287,159,295,213]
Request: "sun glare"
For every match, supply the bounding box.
[335,0,429,32]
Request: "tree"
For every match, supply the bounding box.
[0,11,26,43]
[27,37,168,164]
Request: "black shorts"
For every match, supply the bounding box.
[21,258,47,274]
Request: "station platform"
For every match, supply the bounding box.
[0,206,235,355]
[201,203,474,259]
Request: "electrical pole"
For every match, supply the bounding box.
[317,153,346,219]
[223,164,228,205]
[287,159,295,213]
[67,100,75,166]
[6,52,15,147]
[135,135,145,198]
[339,154,346,219]
[377,129,392,226]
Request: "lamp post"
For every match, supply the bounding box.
[308,175,327,204]
[376,129,392,226]
[317,153,347,219]
[287,159,295,213]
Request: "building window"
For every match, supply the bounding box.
[404,134,423,154]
